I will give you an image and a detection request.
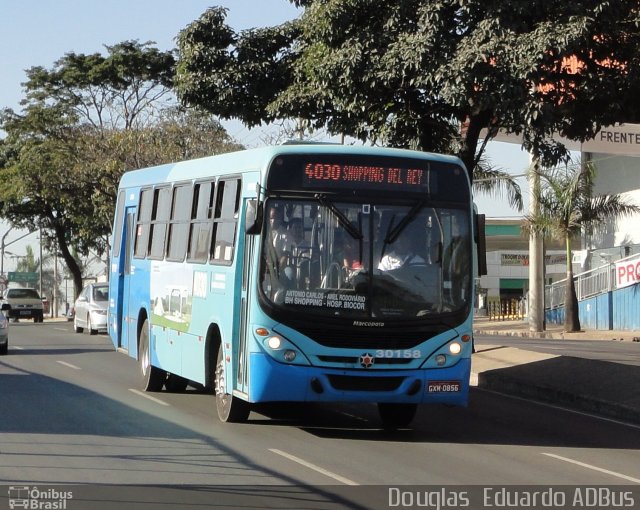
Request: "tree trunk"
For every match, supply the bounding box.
[458,110,493,183]
[52,223,84,298]
[564,236,581,332]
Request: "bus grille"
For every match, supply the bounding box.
[317,356,412,366]
[300,328,428,349]
[327,375,405,392]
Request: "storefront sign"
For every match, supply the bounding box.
[481,123,640,156]
[615,255,640,289]
[501,254,566,266]
[501,254,529,266]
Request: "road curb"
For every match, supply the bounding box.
[477,370,640,425]
[473,328,640,341]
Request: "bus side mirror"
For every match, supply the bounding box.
[475,213,487,276]
[245,199,263,235]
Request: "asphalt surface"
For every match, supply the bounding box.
[473,317,640,425]
[24,315,640,426]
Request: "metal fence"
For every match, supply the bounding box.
[487,299,526,320]
[544,253,639,309]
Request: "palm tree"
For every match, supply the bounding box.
[472,159,524,212]
[525,161,640,332]
[15,244,58,307]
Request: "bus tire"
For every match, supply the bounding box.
[377,403,417,430]
[215,344,250,423]
[138,319,166,392]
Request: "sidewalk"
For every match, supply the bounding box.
[473,315,640,341]
[471,317,640,425]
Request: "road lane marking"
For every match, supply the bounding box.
[128,388,170,406]
[542,453,640,483]
[56,361,81,370]
[269,448,359,486]
[12,346,24,350]
[53,327,69,332]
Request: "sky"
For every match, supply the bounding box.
[0,0,531,269]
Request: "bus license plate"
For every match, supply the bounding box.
[427,381,461,393]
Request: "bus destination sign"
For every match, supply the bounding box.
[302,162,430,192]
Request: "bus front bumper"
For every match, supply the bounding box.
[248,352,470,406]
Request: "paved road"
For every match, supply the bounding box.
[1,323,639,507]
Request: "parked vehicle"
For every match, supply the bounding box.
[74,282,108,335]
[1,288,44,323]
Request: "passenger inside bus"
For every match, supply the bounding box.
[269,206,288,255]
[279,217,308,281]
[378,229,427,271]
[334,230,361,272]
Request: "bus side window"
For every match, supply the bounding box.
[148,186,172,259]
[112,190,126,259]
[134,188,154,259]
[187,181,215,263]
[166,183,193,262]
[210,178,241,265]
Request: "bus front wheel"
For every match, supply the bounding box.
[377,403,417,430]
[138,319,166,392]
[215,344,250,423]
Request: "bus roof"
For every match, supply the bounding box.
[117,143,465,189]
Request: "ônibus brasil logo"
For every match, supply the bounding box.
[8,486,73,509]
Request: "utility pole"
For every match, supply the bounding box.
[39,227,43,299]
[1,227,13,277]
[1,228,37,278]
[528,157,545,332]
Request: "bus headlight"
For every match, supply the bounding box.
[267,336,282,349]
[257,329,310,366]
[435,354,447,366]
[449,342,462,355]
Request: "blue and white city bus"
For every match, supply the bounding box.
[108,144,485,428]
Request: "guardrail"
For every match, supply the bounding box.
[545,253,639,309]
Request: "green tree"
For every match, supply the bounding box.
[524,162,640,332]
[14,245,42,280]
[175,2,640,179]
[14,245,59,309]
[1,42,241,296]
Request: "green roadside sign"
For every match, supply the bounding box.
[8,271,39,283]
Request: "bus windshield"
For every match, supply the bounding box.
[260,198,471,320]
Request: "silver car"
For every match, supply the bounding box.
[74,282,108,335]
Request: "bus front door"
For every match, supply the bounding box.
[116,208,136,352]
[235,233,254,395]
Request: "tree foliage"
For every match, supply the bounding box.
[0,41,241,295]
[175,8,299,127]
[175,1,640,182]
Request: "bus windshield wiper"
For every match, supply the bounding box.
[385,199,428,244]
[315,194,363,240]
